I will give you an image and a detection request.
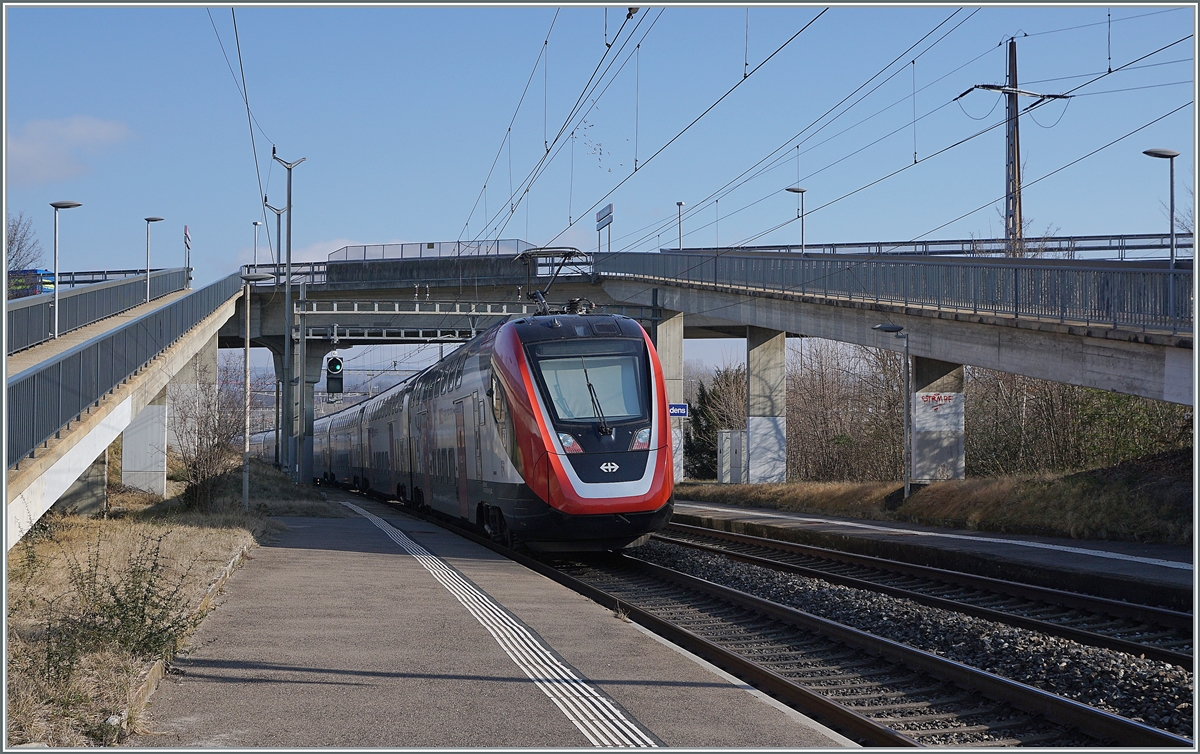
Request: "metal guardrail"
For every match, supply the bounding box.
[596,252,1193,333]
[244,262,327,286]
[328,239,535,261]
[53,268,188,288]
[6,268,190,355]
[7,273,242,469]
[682,232,1195,259]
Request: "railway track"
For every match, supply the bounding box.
[541,551,1189,747]
[372,497,1191,747]
[656,523,1193,667]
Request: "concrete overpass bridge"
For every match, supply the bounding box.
[227,237,1190,491]
[7,234,1193,548]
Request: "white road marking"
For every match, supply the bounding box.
[676,503,1193,572]
[341,501,658,747]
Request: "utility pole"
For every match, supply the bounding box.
[272,148,305,479]
[956,39,1069,256]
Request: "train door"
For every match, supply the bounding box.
[471,391,482,479]
[418,410,432,504]
[454,400,469,519]
[387,421,395,494]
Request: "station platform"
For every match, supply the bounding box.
[126,494,856,748]
[673,501,1194,611]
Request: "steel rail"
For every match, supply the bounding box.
[616,554,1191,748]
[366,494,1190,747]
[657,524,1192,667]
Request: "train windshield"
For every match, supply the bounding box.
[528,339,647,425]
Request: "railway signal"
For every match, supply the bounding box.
[326,355,344,393]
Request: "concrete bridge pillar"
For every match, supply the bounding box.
[911,357,965,482]
[122,386,168,495]
[299,345,333,485]
[746,326,787,483]
[650,308,685,481]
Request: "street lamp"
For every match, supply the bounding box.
[49,201,82,338]
[873,323,910,500]
[240,272,274,509]
[786,187,806,255]
[264,197,286,269]
[252,221,262,267]
[1143,148,1179,330]
[676,201,685,250]
[144,217,164,303]
[272,149,305,479]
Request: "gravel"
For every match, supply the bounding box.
[630,539,1194,740]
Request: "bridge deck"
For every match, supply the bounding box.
[7,289,192,377]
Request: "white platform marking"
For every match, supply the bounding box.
[342,501,658,747]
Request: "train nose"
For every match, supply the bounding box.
[558,450,650,483]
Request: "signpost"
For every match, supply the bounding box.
[668,403,689,418]
[596,204,613,255]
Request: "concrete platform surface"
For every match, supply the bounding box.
[673,500,1193,610]
[125,496,855,748]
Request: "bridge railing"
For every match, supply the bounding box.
[596,253,1193,333]
[6,268,191,355]
[7,273,242,469]
[688,232,1194,259]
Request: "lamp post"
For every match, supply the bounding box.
[676,201,685,250]
[144,217,164,303]
[50,201,81,338]
[873,323,910,499]
[272,149,305,479]
[252,221,262,267]
[1143,148,1179,330]
[240,272,274,509]
[786,187,806,255]
[264,197,286,269]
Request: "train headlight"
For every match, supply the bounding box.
[558,433,584,454]
[628,427,651,451]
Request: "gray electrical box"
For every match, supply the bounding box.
[718,429,747,484]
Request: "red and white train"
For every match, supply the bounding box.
[254,312,674,551]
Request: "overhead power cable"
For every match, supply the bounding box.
[533,8,828,249]
[459,9,560,244]
[603,8,977,258]
[468,7,659,245]
[230,9,272,256]
[682,100,1192,324]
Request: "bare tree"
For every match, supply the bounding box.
[6,211,44,271]
[168,356,244,509]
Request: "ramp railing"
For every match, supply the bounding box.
[596,253,1193,334]
[7,268,190,355]
[7,273,242,469]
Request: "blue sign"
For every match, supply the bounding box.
[668,403,689,418]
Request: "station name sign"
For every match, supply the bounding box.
[668,403,689,418]
[596,203,613,231]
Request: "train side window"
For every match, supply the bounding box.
[490,373,505,424]
[455,362,463,389]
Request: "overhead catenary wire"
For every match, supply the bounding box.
[468,8,659,244]
[602,7,977,258]
[681,99,1193,324]
[230,9,272,262]
[534,8,829,250]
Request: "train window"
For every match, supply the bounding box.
[490,373,506,424]
[455,361,463,389]
[528,339,648,425]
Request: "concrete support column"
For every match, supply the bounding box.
[166,334,219,452]
[650,307,685,482]
[53,451,108,516]
[746,326,786,483]
[122,386,168,495]
[299,346,331,485]
[911,357,965,482]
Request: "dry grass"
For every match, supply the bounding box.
[6,453,345,746]
[677,449,1193,545]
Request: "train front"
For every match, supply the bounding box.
[492,313,674,551]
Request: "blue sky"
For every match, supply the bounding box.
[5,4,1196,372]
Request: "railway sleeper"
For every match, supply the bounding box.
[874,705,998,723]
